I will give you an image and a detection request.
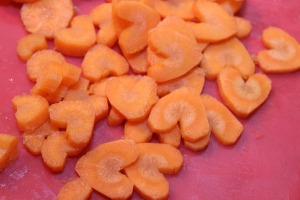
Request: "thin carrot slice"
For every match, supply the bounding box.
[20,0,74,39]
[257,27,300,73]
[201,94,243,145]
[69,78,90,91]
[124,48,149,74]
[156,124,181,148]
[17,34,47,62]
[76,139,139,200]
[183,133,210,152]
[61,62,81,87]
[106,75,158,122]
[215,0,244,15]
[201,37,255,80]
[12,94,49,132]
[107,107,126,127]
[27,49,65,82]
[0,134,19,172]
[124,143,183,200]
[49,101,95,148]
[124,120,153,143]
[57,178,93,200]
[217,67,272,118]
[235,17,252,39]
[148,87,210,142]
[154,0,195,20]
[89,77,112,97]
[192,0,237,42]
[45,85,68,104]
[54,15,96,57]
[82,44,129,82]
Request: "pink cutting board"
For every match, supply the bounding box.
[1,0,300,199]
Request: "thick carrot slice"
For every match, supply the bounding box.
[89,77,112,97]
[107,107,126,127]
[17,34,47,62]
[69,78,90,91]
[61,62,81,87]
[183,133,210,152]
[124,143,183,200]
[217,67,272,118]
[257,27,300,73]
[49,101,95,148]
[156,124,181,148]
[54,15,96,57]
[20,0,74,39]
[201,94,243,145]
[27,49,65,82]
[124,48,149,74]
[235,17,252,39]
[12,94,49,132]
[148,87,210,142]
[124,120,153,143]
[76,139,139,200]
[201,37,255,80]
[82,44,129,82]
[45,85,68,104]
[0,134,19,172]
[154,0,195,20]
[215,0,244,15]
[192,0,237,42]
[115,1,161,54]
[57,178,93,200]
[157,67,205,97]
[106,75,158,122]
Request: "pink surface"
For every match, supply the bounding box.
[1,0,300,199]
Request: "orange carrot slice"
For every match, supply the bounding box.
[57,178,93,200]
[235,17,252,39]
[89,77,112,97]
[61,62,81,87]
[20,0,74,39]
[215,0,244,15]
[183,133,210,152]
[156,124,181,148]
[0,134,19,172]
[69,78,90,91]
[217,67,272,118]
[124,120,153,143]
[107,107,126,127]
[154,0,195,20]
[76,139,139,200]
[45,85,68,104]
[124,143,183,200]
[12,94,49,132]
[123,48,149,74]
[82,44,129,82]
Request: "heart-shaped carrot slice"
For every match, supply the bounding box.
[217,67,272,118]
[0,134,19,172]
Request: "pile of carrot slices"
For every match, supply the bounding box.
[2,0,299,199]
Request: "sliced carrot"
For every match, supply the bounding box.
[57,178,93,200]
[82,44,129,82]
[124,120,153,143]
[154,0,195,20]
[54,15,96,57]
[215,0,244,15]
[76,139,139,200]
[45,85,68,104]
[61,63,81,87]
[20,0,74,39]
[124,143,183,200]
[146,46,163,67]
[17,34,47,62]
[257,27,300,73]
[106,75,158,122]
[201,94,243,145]
[148,87,209,142]
[12,94,49,132]
[217,67,272,118]
[235,17,252,39]
[107,107,126,127]
[27,49,65,82]
[69,78,90,91]
[0,134,19,172]
[183,133,210,152]
[124,48,149,74]
[156,124,181,148]
[89,77,112,97]
[201,37,255,80]
[49,101,95,148]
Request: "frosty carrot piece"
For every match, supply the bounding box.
[0,134,19,172]
[201,37,255,80]
[215,0,244,15]
[257,27,300,73]
[54,15,96,57]
[235,17,252,39]
[106,75,158,122]
[61,62,81,87]
[12,94,49,132]
[183,133,210,152]
[148,87,210,142]
[89,77,112,97]
[124,143,183,200]
[45,85,68,104]
[20,0,74,39]
[57,178,93,200]
[201,94,243,145]
[27,49,65,82]
[217,67,272,118]
[82,44,129,82]
[156,124,181,148]
[123,48,149,74]
[124,120,153,143]
[49,101,95,148]
[69,78,90,91]
[192,0,237,42]
[76,139,139,200]
[154,0,195,20]
[157,67,205,97]
[17,34,47,62]
[107,107,126,127]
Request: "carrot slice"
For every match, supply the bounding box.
[106,75,158,122]
[156,124,181,148]
[154,0,195,20]
[148,87,210,142]
[82,44,129,82]
[20,0,74,39]
[49,101,95,148]
[17,34,47,62]
[69,78,90,91]
[61,62,81,87]
[107,107,126,127]
[217,67,272,118]
[89,77,112,97]
[215,0,244,15]
[0,134,19,172]
[124,120,153,143]
[201,37,255,80]
[76,139,139,200]
[235,17,252,39]
[183,133,210,152]
[54,15,96,57]
[124,143,183,200]
[27,49,65,82]
[12,94,49,132]
[57,178,93,200]
[257,27,300,73]
[124,48,149,74]
[45,85,68,104]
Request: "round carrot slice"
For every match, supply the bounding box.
[57,178,93,200]
[154,0,195,20]
[235,17,252,39]
[0,134,19,172]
